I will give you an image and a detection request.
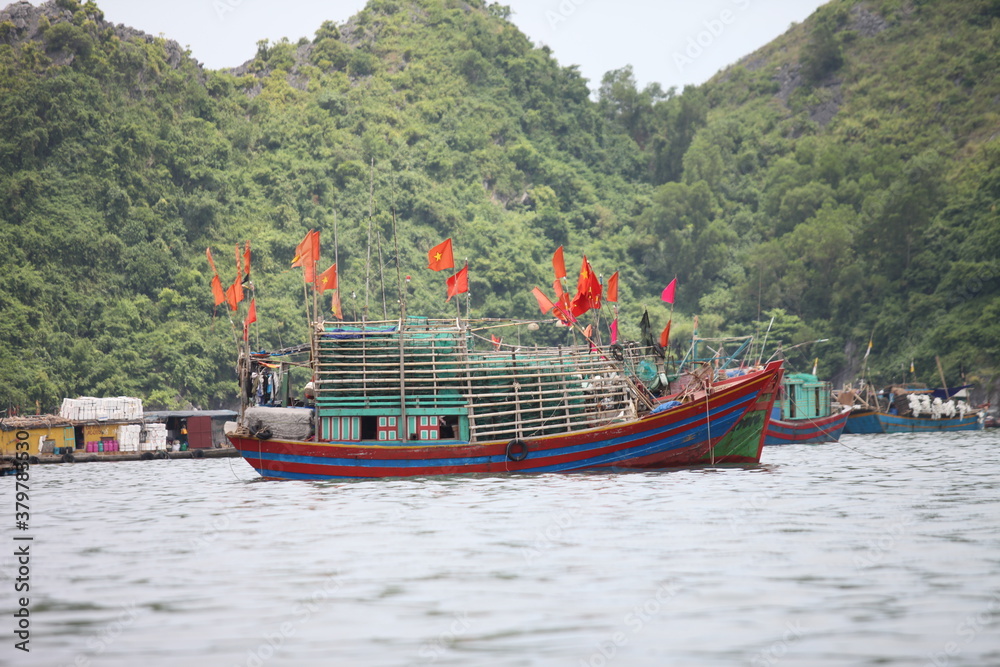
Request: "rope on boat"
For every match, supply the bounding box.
[783,393,888,460]
[705,387,713,466]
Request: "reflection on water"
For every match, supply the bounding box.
[7,432,1000,666]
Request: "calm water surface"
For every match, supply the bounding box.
[4,432,1000,666]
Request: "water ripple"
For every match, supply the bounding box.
[10,432,1000,665]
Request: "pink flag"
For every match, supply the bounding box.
[610,318,619,345]
[661,278,677,304]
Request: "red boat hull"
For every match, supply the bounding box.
[764,408,850,445]
[228,362,783,480]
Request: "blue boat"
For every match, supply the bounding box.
[841,387,984,434]
[876,411,982,433]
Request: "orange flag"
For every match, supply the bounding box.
[532,287,555,314]
[428,238,454,271]
[205,247,218,275]
[292,230,320,282]
[606,271,619,303]
[558,290,572,322]
[583,324,597,352]
[233,275,244,303]
[316,264,338,292]
[210,275,225,306]
[575,255,590,296]
[660,320,671,348]
[225,283,238,311]
[236,243,243,282]
[330,291,344,320]
[553,246,566,281]
[446,264,468,302]
[571,257,602,317]
[553,278,564,300]
[246,298,257,325]
[243,299,257,343]
[491,334,502,350]
[243,240,251,279]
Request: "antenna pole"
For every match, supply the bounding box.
[392,207,405,321]
[364,157,374,321]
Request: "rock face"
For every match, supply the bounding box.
[0,0,188,70]
[0,0,55,39]
[850,6,889,38]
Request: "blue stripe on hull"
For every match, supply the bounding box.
[245,392,755,479]
[844,412,883,434]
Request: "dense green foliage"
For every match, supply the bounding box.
[608,0,1000,392]
[0,0,997,411]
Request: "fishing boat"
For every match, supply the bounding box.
[226,318,784,480]
[763,373,850,445]
[874,384,982,433]
[837,383,984,433]
[875,410,981,433]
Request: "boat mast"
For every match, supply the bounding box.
[364,157,374,322]
[392,206,409,441]
[377,230,389,320]
[333,209,340,321]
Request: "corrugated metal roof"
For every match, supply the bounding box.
[144,410,238,420]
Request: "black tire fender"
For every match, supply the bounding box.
[61,453,75,464]
[250,421,272,440]
[506,439,529,462]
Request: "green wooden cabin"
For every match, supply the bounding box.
[777,373,833,421]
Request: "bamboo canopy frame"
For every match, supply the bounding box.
[311,317,645,443]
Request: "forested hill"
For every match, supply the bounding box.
[0,0,997,412]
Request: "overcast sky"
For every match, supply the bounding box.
[57,0,828,91]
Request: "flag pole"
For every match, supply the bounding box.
[453,263,463,322]
[860,323,876,389]
[334,209,340,321]
[312,249,319,326]
[464,258,470,321]
[364,157,375,323]
[377,229,389,320]
[392,207,405,323]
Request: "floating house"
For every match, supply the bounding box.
[0,415,76,458]
[1,398,239,465]
[144,410,238,449]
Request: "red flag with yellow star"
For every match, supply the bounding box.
[316,264,338,292]
[428,238,454,272]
